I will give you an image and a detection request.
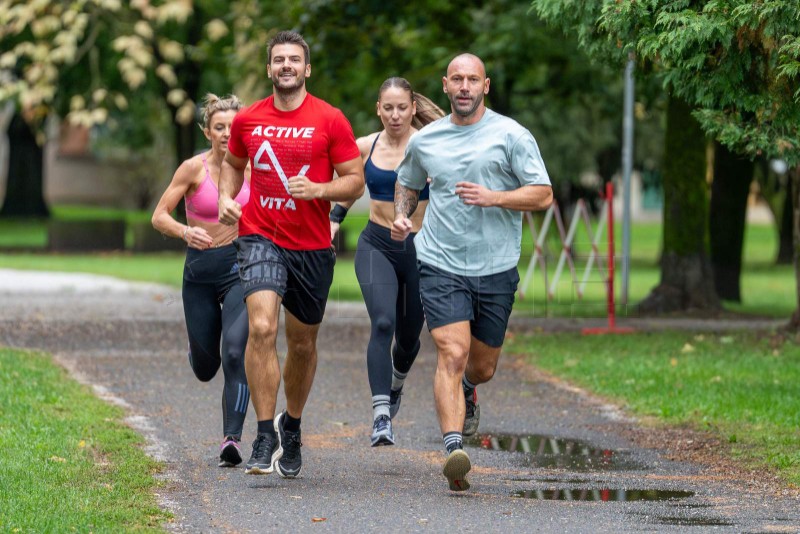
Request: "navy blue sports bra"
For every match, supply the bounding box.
[365,133,429,202]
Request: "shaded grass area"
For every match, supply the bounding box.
[0,347,170,531]
[0,252,186,287]
[0,206,153,249]
[0,212,793,317]
[508,331,800,485]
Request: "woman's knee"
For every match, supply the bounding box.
[189,355,219,382]
[372,315,394,338]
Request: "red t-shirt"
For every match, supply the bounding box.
[228,94,360,250]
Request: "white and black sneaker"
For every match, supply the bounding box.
[245,432,282,475]
[370,414,395,447]
[274,410,302,478]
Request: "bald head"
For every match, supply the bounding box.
[447,54,486,78]
[443,53,490,124]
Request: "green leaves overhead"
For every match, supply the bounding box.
[533,0,800,164]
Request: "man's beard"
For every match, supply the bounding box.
[272,72,305,97]
[449,92,481,117]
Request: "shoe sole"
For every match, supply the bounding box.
[274,411,298,479]
[443,449,471,491]
[219,443,243,467]
[371,433,395,447]
[244,444,282,475]
[462,404,481,437]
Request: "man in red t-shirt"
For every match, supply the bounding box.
[218,30,364,479]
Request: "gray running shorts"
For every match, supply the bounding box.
[417,261,518,348]
[235,234,335,325]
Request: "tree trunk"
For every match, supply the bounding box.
[639,96,720,313]
[0,112,49,217]
[787,165,800,330]
[777,186,793,264]
[709,142,753,301]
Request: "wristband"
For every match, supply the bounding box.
[329,204,349,223]
[182,227,189,241]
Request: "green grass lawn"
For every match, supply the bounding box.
[507,331,800,486]
[0,348,170,532]
[0,214,794,317]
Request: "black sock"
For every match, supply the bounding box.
[284,413,301,432]
[443,431,463,454]
[257,419,276,437]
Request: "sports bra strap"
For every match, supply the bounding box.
[367,133,381,159]
[201,153,211,180]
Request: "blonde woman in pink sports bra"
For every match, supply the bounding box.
[152,93,252,468]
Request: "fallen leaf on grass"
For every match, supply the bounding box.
[681,343,695,353]
[49,456,66,463]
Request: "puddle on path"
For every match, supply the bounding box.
[511,488,694,502]
[466,433,645,470]
[654,515,734,527]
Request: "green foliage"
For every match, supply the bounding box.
[532,0,800,164]
[258,0,633,183]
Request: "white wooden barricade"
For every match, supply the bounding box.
[518,199,609,302]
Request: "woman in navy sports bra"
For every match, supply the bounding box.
[330,78,444,446]
[152,93,252,468]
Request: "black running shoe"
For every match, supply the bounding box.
[462,388,480,437]
[274,410,302,478]
[389,387,403,419]
[245,432,281,475]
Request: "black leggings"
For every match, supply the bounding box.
[355,221,424,397]
[183,244,249,439]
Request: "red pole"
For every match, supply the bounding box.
[581,181,633,335]
[606,181,615,329]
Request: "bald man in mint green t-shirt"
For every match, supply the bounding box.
[392,53,553,492]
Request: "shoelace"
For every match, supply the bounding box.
[374,415,391,432]
[252,434,272,457]
[282,430,302,459]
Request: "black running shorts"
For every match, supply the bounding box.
[418,261,518,348]
[235,234,335,325]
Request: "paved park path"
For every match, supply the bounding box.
[1,268,798,533]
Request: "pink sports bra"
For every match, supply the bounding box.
[185,153,250,223]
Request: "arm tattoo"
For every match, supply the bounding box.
[394,181,420,218]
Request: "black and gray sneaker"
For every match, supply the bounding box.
[462,388,480,437]
[389,387,403,419]
[245,432,282,475]
[274,410,302,478]
[370,414,395,447]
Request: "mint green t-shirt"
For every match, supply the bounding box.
[396,109,551,276]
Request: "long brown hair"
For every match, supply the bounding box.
[378,77,445,129]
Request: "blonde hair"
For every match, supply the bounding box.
[200,93,243,130]
[378,77,445,129]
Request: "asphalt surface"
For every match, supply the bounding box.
[1,268,797,533]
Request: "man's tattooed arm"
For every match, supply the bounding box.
[394,181,420,219]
